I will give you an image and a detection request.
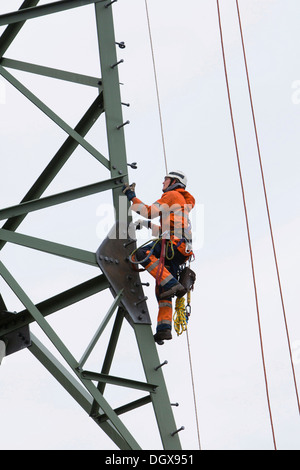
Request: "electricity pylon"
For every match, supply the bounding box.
[0,0,182,450]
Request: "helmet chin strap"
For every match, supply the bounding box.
[163,179,185,193]
[163,178,175,192]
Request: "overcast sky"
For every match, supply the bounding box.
[0,0,300,450]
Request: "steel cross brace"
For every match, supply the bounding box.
[0,0,103,27]
[0,93,105,250]
[1,57,102,88]
[0,0,182,450]
[0,260,142,450]
[0,275,110,338]
[28,334,141,450]
[0,176,123,220]
[0,65,110,169]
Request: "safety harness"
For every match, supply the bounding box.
[129,236,196,336]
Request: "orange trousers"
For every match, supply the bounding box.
[135,240,187,332]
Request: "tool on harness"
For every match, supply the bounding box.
[173,265,196,336]
[178,265,196,292]
[128,231,195,294]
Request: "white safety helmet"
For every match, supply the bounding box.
[165,170,187,187]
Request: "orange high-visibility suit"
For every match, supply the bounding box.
[130,187,195,334]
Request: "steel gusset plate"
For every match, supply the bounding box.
[96,222,151,326]
[0,310,31,356]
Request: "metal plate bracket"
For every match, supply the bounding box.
[96,222,151,326]
[0,310,31,356]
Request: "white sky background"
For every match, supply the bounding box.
[0,0,300,450]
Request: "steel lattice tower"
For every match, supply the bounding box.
[0,0,181,450]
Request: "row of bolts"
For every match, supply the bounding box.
[104,2,184,437]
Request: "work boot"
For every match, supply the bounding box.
[159,282,187,300]
[153,329,172,345]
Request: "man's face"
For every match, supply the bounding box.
[162,177,171,191]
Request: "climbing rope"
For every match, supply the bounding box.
[173,297,188,336]
[144,0,168,174]
[173,291,192,336]
[144,0,201,450]
[236,0,300,415]
[216,0,277,449]
[129,237,162,265]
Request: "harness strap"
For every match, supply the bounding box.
[156,238,166,285]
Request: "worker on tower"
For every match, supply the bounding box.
[123,171,195,344]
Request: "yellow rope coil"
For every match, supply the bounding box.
[173,297,187,336]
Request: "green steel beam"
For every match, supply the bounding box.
[0,229,97,266]
[97,395,152,423]
[0,0,41,57]
[26,274,109,319]
[0,0,182,450]
[0,260,141,450]
[134,323,182,449]
[95,2,129,213]
[29,333,93,414]
[1,58,102,88]
[78,289,123,368]
[90,307,124,416]
[0,0,102,27]
[0,65,110,169]
[0,93,105,249]
[0,176,123,220]
[79,378,142,450]
[0,275,109,337]
[81,370,158,394]
[28,334,137,450]
[94,0,183,440]
[0,260,80,369]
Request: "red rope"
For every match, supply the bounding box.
[236,0,300,415]
[216,0,277,450]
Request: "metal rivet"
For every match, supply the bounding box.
[155,360,168,371]
[105,0,118,8]
[117,120,130,130]
[116,41,126,49]
[171,426,185,436]
[111,59,124,69]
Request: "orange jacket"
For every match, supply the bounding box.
[131,188,195,255]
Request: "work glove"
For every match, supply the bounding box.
[122,182,136,201]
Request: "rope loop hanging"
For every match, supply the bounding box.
[173,296,188,336]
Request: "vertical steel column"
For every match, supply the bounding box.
[94,2,181,449]
[95,1,129,216]
[134,324,182,450]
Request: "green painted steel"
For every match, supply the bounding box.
[0,0,182,450]
[0,65,110,168]
[1,57,102,87]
